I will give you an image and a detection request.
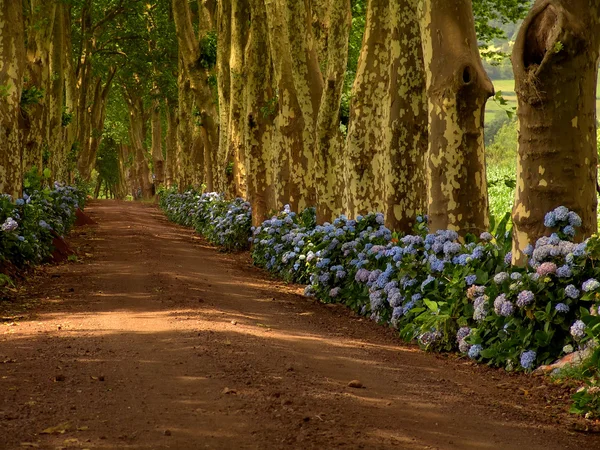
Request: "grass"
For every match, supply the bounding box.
[486,78,600,121]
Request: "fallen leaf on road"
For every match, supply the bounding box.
[40,422,72,435]
[222,387,237,395]
[19,443,39,448]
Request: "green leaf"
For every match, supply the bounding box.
[43,168,51,179]
[423,299,438,312]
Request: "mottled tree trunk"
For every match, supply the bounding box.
[0,1,25,198]
[48,2,73,183]
[177,60,195,190]
[383,0,428,232]
[511,0,600,264]
[165,99,178,188]
[264,0,311,211]
[22,0,57,175]
[172,0,219,192]
[151,99,165,186]
[315,0,351,223]
[344,0,392,218]
[125,93,152,199]
[216,0,232,193]
[419,0,493,235]
[228,0,250,199]
[245,0,276,226]
[116,144,130,199]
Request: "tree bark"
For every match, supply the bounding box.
[344,0,392,218]
[228,0,250,198]
[511,0,600,264]
[151,98,165,186]
[172,0,219,192]
[0,1,25,198]
[315,0,351,223]
[383,0,428,232]
[419,0,493,235]
[216,0,232,193]
[165,99,178,188]
[245,0,277,226]
[125,91,152,199]
[264,0,312,211]
[21,0,57,175]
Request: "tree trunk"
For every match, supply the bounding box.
[216,0,232,193]
[315,0,351,223]
[228,0,250,199]
[48,1,69,183]
[172,0,219,192]
[264,0,311,211]
[383,0,428,232]
[77,69,116,180]
[125,93,152,199]
[21,0,57,175]
[165,99,178,188]
[511,0,600,264]
[344,0,392,218]
[419,0,493,235]
[151,98,165,186]
[0,1,25,198]
[245,0,277,226]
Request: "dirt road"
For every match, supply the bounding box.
[1,201,599,449]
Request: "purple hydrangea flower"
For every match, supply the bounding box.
[555,303,569,313]
[480,232,493,242]
[516,290,534,308]
[570,320,586,339]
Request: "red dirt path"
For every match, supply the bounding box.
[1,200,600,449]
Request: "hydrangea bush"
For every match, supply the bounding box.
[160,194,600,377]
[0,183,86,269]
[159,188,251,251]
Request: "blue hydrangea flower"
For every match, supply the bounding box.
[568,211,582,227]
[582,278,600,292]
[468,344,482,359]
[504,252,512,265]
[556,265,572,278]
[570,320,586,339]
[523,244,534,256]
[562,225,576,238]
[520,350,537,370]
[555,303,569,313]
[465,274,477,286]
[565,284,580,299]
[544,211,556,228]
[493,272,509,284]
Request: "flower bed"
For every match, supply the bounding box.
[0,183,86,278]
[160,192,600,416]
[159,188,252,251]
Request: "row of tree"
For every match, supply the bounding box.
[0,0,598,265]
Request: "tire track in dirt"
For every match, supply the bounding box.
[1,200,599,449]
